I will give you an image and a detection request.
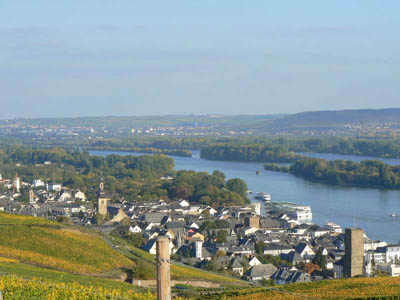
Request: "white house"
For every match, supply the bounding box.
[364,240,388,251]
[71,205,86,213]
[310,227,330,239]
[57,190,72,202]
[204,206,217,216]
[32,179,45,188]
[295,243,315,262]
[365,251,386,265]
[73,190,87,202]
[144,238,175,255]
[129,225,142,234]
[178,200,190,207]
[249,256,262,267]
[232,259,244,276]
[47,183,62,192]
[145,223,155,231]
[189,222,199,230]
[376,263,400,277]
[188,206,202,215]
[386,245,400,263]
[244,227,259,236]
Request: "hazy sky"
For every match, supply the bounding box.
[1,1,399,118]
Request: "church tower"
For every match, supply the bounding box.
[97,177,110,217]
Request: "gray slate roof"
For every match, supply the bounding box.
[249,264,277,278]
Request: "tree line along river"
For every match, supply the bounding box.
[90,150,400,244]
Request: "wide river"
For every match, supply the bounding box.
[91,150,400,244]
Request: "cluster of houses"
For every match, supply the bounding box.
[0,174,92,220]
[1,173,400,283]
[101,198,400,283]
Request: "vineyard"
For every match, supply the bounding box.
[0,261,142,291]
[5,213,400,299]
[0,275,156,300]
[206,277,400,300]
[0,213,133,275]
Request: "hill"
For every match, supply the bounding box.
[0,212,247,299]
[273,108,400,129]
[0,213,133,275]
[0,212,245,283]
[0,273,153,300]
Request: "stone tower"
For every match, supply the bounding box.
[245,215,260,229]
[97,178,110,217]
[344,228,364,277]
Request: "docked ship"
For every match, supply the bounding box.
[255,192,271,202]
[265,201,312,225]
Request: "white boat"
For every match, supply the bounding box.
[391,213,396,217]
[255,192,271,201]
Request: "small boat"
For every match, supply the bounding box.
[391,213,396,217]
[256,170,260,175]
[247,190,253,195]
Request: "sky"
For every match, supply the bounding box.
[0,1,399,118]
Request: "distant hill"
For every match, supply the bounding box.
[272,108,400,129]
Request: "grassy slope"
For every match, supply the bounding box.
[0,274,155,300]
[0,260,142,292]
[0,213,133,275]
[0,212,245,284]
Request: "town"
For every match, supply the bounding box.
[2,117,400,141]
[1,171,399,286]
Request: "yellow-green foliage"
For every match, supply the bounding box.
[0,213,55,225]
[0,261,140,292]
[0,275,155,300]
[228,277,400,299]
[0,213,132,274]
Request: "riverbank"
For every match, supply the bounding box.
[264,157,400,190]
[90,150,400,243]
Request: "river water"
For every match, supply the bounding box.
[90,150,400,243]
